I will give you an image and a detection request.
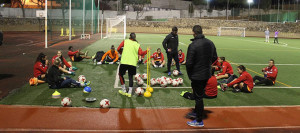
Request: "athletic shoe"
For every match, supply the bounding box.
[168,72,171,76]
[232,88,241,93]
[118,90,127,96]
[220,84,227,91]
[85,51,89,56]
[71,66,78,71]
[253,83,256,86]
[186,112,197,120]
[70,72,75,76]
[85,81,91,86]
[126,93,132,98]
[187,120,204,127]
[180,91,188,97]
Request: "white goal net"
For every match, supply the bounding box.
[217,27,245,37]
[104,15,126,39]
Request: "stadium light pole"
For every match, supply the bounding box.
[247,0,253,21]
[206,0,210,10]
[226,0,229,20]
[45,0,47,48]
[277,0,280,23]
[69,0,72,41]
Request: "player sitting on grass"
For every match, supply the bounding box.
[216,57,233,80]
[172,49,186,66]
[181,68,218,100]
[221,65,253,93]
[117,33,145,97]
[97,45,119,64]
[253,59,278,86]
[68,46,91,62]
[33,52,49,83]
[52,50,75,75]
[47,58,90,89]
[145,48,165,68]
[212,57,221,72]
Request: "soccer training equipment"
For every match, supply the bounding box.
[135,87,145,96]
[52,91,61,99]
[105,15,126,39]
[177,78,183,85]
[29,77,38,86]
[142,73,147,80]
[173,70,179,76]
[100,99,110,108]
[135,73,141,80]
[61,97,72,107]
[144,91,152,97]
[137,79,144,86]
[160,80,168,87]
[83,86,92,93]
[78,75,86,83]
[217,27,246,37]
[166,78,173,85]
[172,79,179,87]
[150,78,157,86]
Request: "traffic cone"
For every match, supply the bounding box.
[60,28,64,36]
[66,28,70,36]
[72,28,76,36]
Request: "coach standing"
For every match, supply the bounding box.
[186,25,218,127]
[162,27,182,76]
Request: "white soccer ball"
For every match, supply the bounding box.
[172,79,179,87]
[166,78,173,85]
[135,73,141,80]
[78,75,86,83]
[177,78,183,85]
[61,97,72,107]
[135,87,145,96]
[161,76,167,81]
[160,80,168,87]
[100,99,110,108]
[173,70,179,76]
[150,78,157,86]
[136,79,144,86]
[142,73,147,80]
[156,78,161,84]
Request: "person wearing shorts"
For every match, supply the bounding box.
[221,65,253,93]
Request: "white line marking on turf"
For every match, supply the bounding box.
[114,64,120,88]
[135,105,300,109]
[2,126,300,132]
[232,63,300,66]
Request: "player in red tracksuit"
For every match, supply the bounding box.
[52,50,74,75]
[145,48,165,68]
[222,65,253,93]
[33,53,49,82]
[216,57,233,80]
[68,46,91,62]
[253,59,278,86]
[172,49,186,65]
[212,57,221,71]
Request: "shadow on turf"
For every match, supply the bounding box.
[0,74,14,80]
[185,109,213,120]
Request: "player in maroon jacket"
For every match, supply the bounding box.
[212,57,221,72]
[68,46,91,62]
[216,57,233,80]
[33,52,49,82]
[172,49,186,66]
[253,59,278,86]
[222,65,253,93]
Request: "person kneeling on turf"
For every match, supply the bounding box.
[145,48,165,68]
[33,52,49,84]
[221,65,253,93]
[98,45,119,65]
[216,57,233,80]
[253,59,278,86]
[68,46,91,62]
[47,58,90,89]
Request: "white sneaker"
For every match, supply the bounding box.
[154,65,158,68]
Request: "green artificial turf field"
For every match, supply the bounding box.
[1,33,300,108]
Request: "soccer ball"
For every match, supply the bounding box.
[78,75,86,82]
[161,76,167,81]
[135,73,141,80]
[142,73,147,80]
[61,97,72,107]
[160,80,168,87]
[177,78,183,85]
[173,70,179,76]
[156,78,161,84]
[172,79,179,87]
[83,86,92,93]
[136,79,144,86]
[100,99,110,108]
[166,78,173,85]
[135,87,145,96]
[150,78,157,86]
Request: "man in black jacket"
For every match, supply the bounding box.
[47,58,89,89]
[186,25,218,127]
[162,27,182,76]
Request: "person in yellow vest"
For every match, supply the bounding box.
[117,33,144,97]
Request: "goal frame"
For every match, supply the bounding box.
[104,15,126,39]
[217,27,246,37]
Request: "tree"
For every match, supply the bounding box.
[55,0,69,26]
[30,0,45,9]
[11,0,27,18]
[123,0,151,20]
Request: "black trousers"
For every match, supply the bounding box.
[191,79,208,122]
[274,37,278,43]
[253,76,274,86]
[167,51,180,72]
[119,64,136,87]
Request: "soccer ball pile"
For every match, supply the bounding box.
[150,76,183,87]
[135,73,147,86]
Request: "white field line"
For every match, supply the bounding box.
[232,63,300,66]
[113,64,120,88]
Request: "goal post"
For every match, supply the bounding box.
[217,27,246,37]
[104,15,126,39]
